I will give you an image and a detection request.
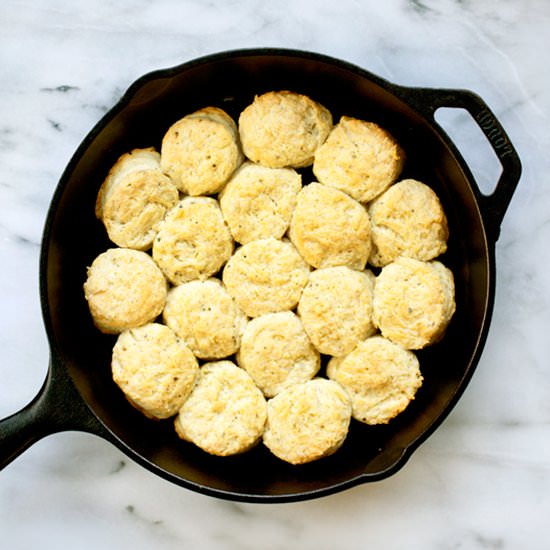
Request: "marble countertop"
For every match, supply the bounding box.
[1,0,549,548]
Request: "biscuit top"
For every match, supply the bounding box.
[237,311,320,397]
[160,107,243,195]
[174,360,267,456]
[83,248,168,334]
[372,257,456,349]
[327,335,422,425]
[298,266,376,357]
[289,182,372,270]
[185,106,238,129]
[95,147,179,251]
[238,90,333,169]
[152,197,234,285]
[368,178,449,267]
[111,323,199,419]
[219,161,302,244]
[313,116,404,202]
[222,237,310,317]
[95,148,161,217]
[163,278,247,360]
[262,378,352,465]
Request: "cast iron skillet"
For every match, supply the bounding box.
[0,48,521,502]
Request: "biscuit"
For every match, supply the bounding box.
[162,278,247,360]
[222,237,310,318]
[368,178,449,267]
[111,323,199,419]
[327,335,422,425]
[83,248,167,334]
[237,311,320,397]
[262,378,352,465]
[152,197,233,285]
[288,182,372,270]
[95,147,179,250]
[160,106,243,195]
[174,360,267,456]
[297,266,376,357]
[238,91,332,169]
[313,116,404,202]
[219,161,302,244]
[372,257,456,349]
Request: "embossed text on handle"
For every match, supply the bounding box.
[475,109,514,159]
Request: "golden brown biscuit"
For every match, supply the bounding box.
[368,178,449,267]
[262,378,352,465]
[297,266,376,357]
[95,147,179,250]
[174,360,267,456]
[222,237,310,317]
[83,248,167,334]
[327,335,422,425]
[237,311,320,397]
[162,278,247,360]
[288,182,372,270]
[111,323,199,419]
[313,116,404,202]
[152,197,233,285]
[160,106,243,195]
[219,161,302,244]
[238,91,332,168]
[372,257,456,349]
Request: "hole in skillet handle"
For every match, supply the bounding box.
[398,86,522,243]
[433,107,502,197]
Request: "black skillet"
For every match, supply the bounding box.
[0,49,521,502]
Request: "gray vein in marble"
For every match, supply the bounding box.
[40,85,80,93]
[209,500,304,550]
[0,127,17,150]
[456,18,545,117]
[0,220,41,248]
[47,119,63,132]
[110,459,127,474]
[408,0,434,15]
[122,502,181,546]
[435,531,505,550]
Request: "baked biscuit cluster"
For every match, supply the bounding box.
[83,91,455,465]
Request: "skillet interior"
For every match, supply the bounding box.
[41,50,491,501]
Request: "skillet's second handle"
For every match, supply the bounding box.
[405,87,522,242]
[0,358,106,470]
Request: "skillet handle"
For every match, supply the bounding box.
[0,357,108,470]
[404,87,522,242]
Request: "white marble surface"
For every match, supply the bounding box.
[1,0,549,547]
